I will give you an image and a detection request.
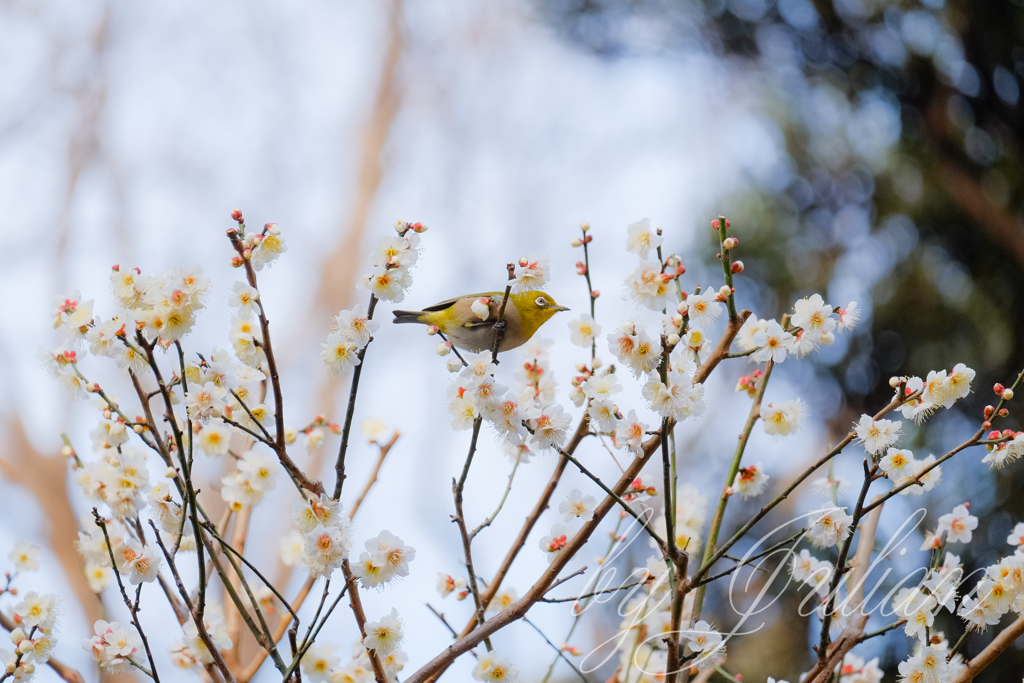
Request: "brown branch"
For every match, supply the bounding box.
[349,432,399,517]
[342,560,388,683]
[951,616,1024,683]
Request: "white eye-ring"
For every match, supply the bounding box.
[535,296,548,307]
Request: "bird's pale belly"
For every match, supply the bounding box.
[443,323,525,353]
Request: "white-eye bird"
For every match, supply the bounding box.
[392,291,569,352]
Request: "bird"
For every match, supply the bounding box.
[392,291,569,353]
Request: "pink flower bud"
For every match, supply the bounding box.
[427,325,439,335]
[231,255,244,268]
[731,261,744,273]
[242,248,252,260]
[251,233,264,245]
[576,261,587,275]
[329,422,341,434]
[591,289,600,299]
[519,257,529,267]
[1000,408,1009,417]
[111,264,120,272]
[994,383,1005,395]
[86,383,100,393]
[231,209,243,222]
[676,265,686,276]
[711,219,720,230]
[436,341,452,356]
[724,486,734,497]
[725,219,731,227]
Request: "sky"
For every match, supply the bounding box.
[0,0,913,680]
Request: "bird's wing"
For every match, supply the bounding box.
[421,292,505,312]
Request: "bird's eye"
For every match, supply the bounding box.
[535,296,548,307]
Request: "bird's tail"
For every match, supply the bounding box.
[392,310,425,324]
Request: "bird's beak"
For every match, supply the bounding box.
[554,305,570,312]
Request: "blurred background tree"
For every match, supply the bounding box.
[541,0,1024,679]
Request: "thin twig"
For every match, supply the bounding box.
[93,510,162,683]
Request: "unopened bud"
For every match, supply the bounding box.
[411,222,428,233]
[242,248,252,260]
[731,260,744,273]
[984,405,995,419]
[592,357,603,370]
[251,233,264,246]
[724,485,734,497]
[723,237,737,250]
[103,409,112,419]
[86,383,100,393]
[676,301,687,314]
[711,219,720,230]
[591,290,600,299]
[576,261,587,275]
[575,363,588,373]
[1000,408,1009,417]
[667,333,680,346]
[9,628,24,645]
[1003,389,1014,400]
[164,467,177,479]
[329,422,341,435]
[725,219,731,227]
[133,424,144,433]
[426,325,440,336]
[889,376,902,388]
[21,662,34,675]
[571,237,582,247]
[719,285,731,298]
[231,209,243,222]
[676,265,686,276]
[436,341,452,357]
[231,255,244,268]
[17,640,32,655]
[983,421,993,429]
[580,221,590,232]
[266,223,281,235]
[518,257,529,267]
[994,383,1005,395]
[60,445,74,458]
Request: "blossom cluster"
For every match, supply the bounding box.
[299,609,409,682]
[1,544,61,682]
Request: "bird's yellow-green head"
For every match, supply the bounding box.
[510,290,569,339]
